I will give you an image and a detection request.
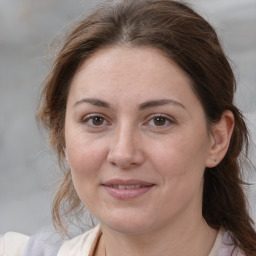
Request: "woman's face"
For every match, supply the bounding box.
[65,46,215,235]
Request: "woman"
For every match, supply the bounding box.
[1,0,256,255]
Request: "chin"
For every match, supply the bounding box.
[99,209,155,235]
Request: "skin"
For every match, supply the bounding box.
[65,46,234,256]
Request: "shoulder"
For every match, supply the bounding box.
[0,225,100,256]
[209,228,244,256]
[219,230,244,256]
[57,225,101,256]
[1,230,63,256]
[1,232,29,256]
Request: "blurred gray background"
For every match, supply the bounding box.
[0,0,256,235]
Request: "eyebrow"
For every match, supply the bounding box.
[74,98,110,108]
[139,99,186,110]
[74,98,185,110]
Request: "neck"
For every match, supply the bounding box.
[99,215,217,256]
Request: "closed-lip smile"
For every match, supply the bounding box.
[102,179,155,199]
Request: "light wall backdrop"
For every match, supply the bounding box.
[0,0,256,235]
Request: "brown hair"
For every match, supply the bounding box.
[37,0,256,254]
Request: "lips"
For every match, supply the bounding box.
[111,184,145,189]
[102,179,155,199]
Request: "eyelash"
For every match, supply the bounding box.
[81,114,110,128]
[80,113,175,130]
[145,114,175,128]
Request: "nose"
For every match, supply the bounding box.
[107,125,145,169]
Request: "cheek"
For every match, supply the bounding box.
[148,130,210,186]
[68,142,104,176]
[67,142,106,208]
[66,126,104,167]
[151,136,208,212]
[65,131,108,193]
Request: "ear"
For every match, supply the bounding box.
[64,148,70,166]
[206,110,234,168]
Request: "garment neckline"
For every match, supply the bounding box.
[208,228,225,256]
[90,225,224,256]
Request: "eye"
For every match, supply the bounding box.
[82,114,109,127]
[152,116,168,126]
[90,116,104,126]
[146,114,174,128]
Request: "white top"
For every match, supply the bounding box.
[0,226,243,256]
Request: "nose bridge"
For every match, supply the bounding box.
[107,121,144,168]
[112,122,137,157]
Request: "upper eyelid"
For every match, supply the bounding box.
[142,114,176,128]
[145,113,174,121]
[81,113,107,120]
[79,112,175,124]
[81,113,110,125]
[81,116,111,130]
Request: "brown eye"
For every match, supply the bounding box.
[153,116,167,126]
[82,115,108,127]
[91,116,104,126]
[146,114,174,129]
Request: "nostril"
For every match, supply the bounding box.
[107,148,145,169]
[107,152,134,169]
[107,131,145,169]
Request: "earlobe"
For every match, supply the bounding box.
[206,110,234,168]
[64,148,70,166]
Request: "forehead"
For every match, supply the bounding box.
[69,46,193,98]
